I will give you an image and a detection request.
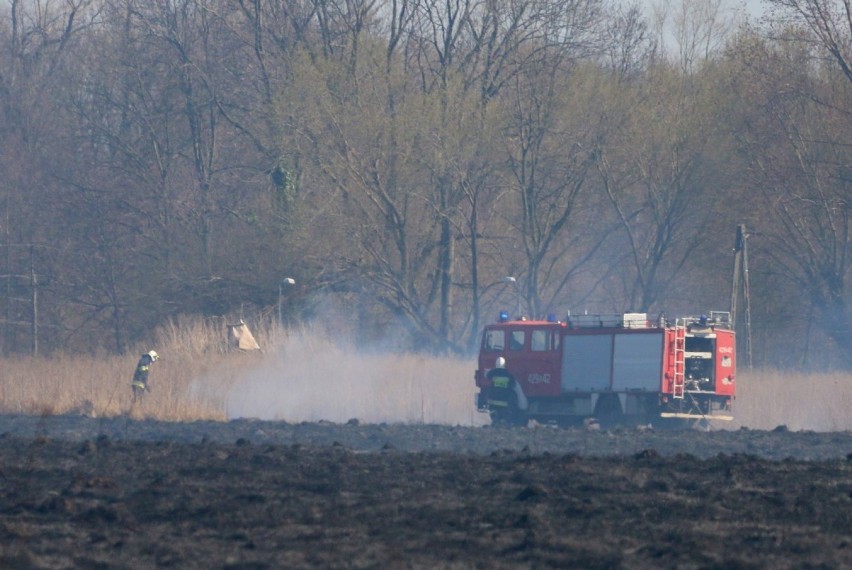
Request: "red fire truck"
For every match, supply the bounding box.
[475,311,735,427]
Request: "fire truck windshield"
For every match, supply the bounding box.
[686,337,714,353]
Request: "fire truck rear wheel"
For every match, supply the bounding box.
[593,394,623,427]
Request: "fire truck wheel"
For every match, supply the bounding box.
[593,394,623,427]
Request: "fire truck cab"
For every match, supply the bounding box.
[475,311,735,427]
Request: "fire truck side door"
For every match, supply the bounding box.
[510,326,561,397]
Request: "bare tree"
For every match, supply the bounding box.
[726,30,852,366]
[766,0,852,83]
[0,0,101,353]
[651,0,736,71]
[602,2,654,77]
[501,68,592,317]
[596,59,738,313]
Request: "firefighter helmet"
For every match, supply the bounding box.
[495,356,506,369]
[147,350,159,361]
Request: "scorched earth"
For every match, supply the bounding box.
[0,414,851,569]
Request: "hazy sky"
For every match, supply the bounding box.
[737,0,769,18]
[648,0,770,25]
[644,0,773,55]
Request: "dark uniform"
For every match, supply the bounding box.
[486,367,515,409]
[131,351,157,402]
[486,365,523,424]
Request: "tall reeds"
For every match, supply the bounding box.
[0,318,484,425]
[0,317,848,430]
[731,369,852,431]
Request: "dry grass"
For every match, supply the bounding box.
[0,352,234,422]
[0,318,848,431]
[731,369,852,432]
[0,316,267,422]
[0,319,484,425]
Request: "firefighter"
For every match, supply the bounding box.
[131,350,159,402]
[486,357,524,425]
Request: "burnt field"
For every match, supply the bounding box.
[1,415,851,569]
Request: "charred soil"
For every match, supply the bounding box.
[0,415,851,569]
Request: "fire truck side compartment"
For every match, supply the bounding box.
[612,332,664,391]
[562,334,612,391]
[561,330,664,393]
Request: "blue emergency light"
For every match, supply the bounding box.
[499,311,510,322]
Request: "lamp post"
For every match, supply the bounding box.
[278,277,295,325]
[502,276,521,317]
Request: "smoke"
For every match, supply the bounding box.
[224,338,852,431]
[225,331,486,426]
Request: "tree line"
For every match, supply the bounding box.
[0,0,849,369]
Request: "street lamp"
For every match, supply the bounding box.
[502,276,521,318]
[278,277,296,325]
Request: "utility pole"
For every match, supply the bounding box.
[730,224,752,368]
[30,245,37,357]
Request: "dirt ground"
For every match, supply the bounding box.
[1,414,851,569]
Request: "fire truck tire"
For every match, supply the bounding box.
[593,394,623,426]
